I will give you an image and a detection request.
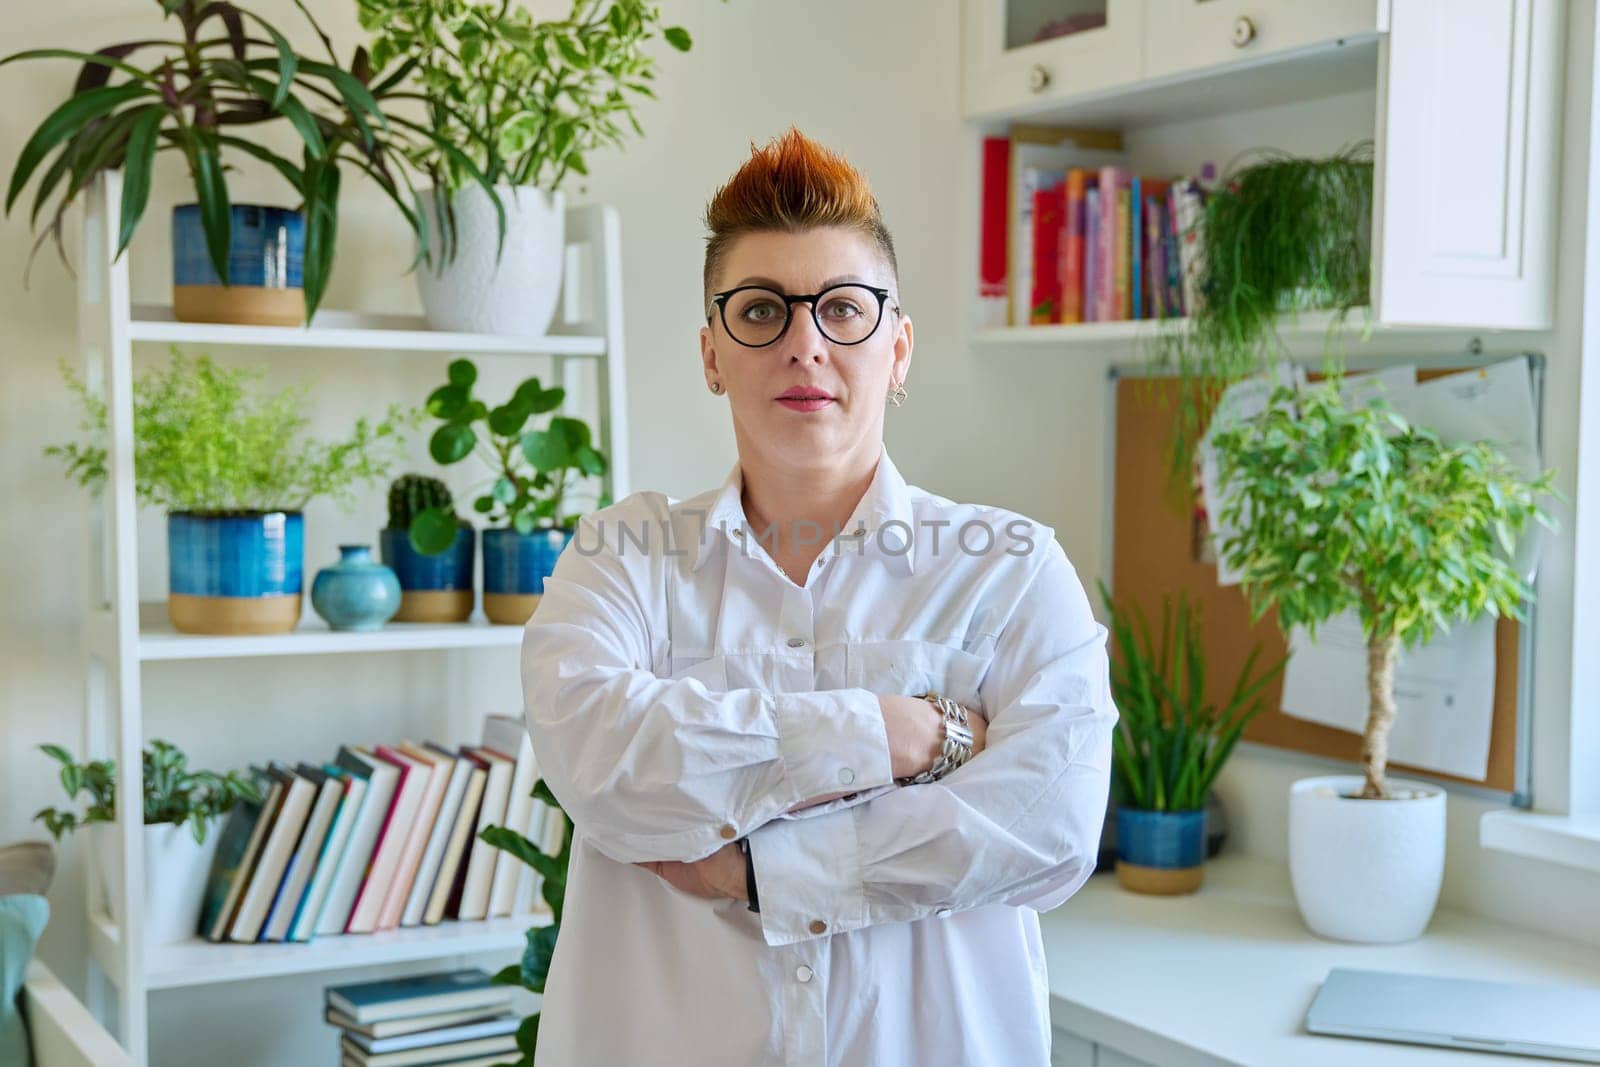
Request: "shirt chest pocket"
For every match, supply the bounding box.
[845,640,989,713]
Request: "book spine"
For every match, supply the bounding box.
[1130,175,1143,320]
[1095,167,1124,321]
[1145,195,1166,320]
[1084,187,1101,323]
[978,137,1010,329]
[1176,178,1205,316]
[1030,180,1065,325]
[1061,169,1088,325]
[1113,182,1131,321]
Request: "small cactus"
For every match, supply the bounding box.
[388,473,454,530]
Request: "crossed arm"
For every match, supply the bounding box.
[520,519,1116,947]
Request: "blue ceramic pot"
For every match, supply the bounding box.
[482,527,572,625]
[167,511,304,634]
[311,545,402,632]
[1115,808,1207,895]
[172,204,305,326]
[380,525,476,623]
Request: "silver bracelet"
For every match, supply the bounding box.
[900,693,975,786]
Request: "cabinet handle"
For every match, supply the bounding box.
[1231,16,1257,48]
[1027,63,1051,93]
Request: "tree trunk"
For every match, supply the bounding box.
[1361,633,1401,798]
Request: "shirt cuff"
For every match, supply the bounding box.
[770,688,894,811]
[747,805,867,947]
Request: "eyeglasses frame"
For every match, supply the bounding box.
[708,282,901,348]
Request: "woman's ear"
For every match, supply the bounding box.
[700,324,721,387]
[891,310,913,385]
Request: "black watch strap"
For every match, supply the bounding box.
[739,837,760,913]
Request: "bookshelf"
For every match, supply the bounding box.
[74,172,626,1066]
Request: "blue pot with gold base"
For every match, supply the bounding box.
[167,511,303,634]
[1115,808,1207,895]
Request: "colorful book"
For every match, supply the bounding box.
[1095,166,1128,321]
[324,1005,512,1040]
[1029,179,1066,325]
[1114,181,1132,320]
[229,763,315,942]
[454,746,514,921]
[1007,128,1125,327]
[481,716,540,918]
[260,764,342,941]
[339,1035,517,1067]
[1130,174,1143,320]
[399,742,473,927]
[344,1015,520,1055]
[376,743,451,931]
[425,758,487,926]
[324,969,512,1025]
[198,772,274,942]
[978,136,1011,328]
[1174,176,1207,316]
[347,746,430,934]
[1060,169,1091,324]
[1084,187,1101,322]
[315,747,399,937]
[289,765,365,942]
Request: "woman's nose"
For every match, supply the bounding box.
[784,304,829,362]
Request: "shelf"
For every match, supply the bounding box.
[111,912,549,990]
[129,305,606,357]
[137,603,524,661]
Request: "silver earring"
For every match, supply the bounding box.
[888,380,907,407]
[709,381,724,395]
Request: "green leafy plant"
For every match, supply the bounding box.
[33,740,262,845]
[479,779,573,1064]
[387,472,470,556]
[1152,143,1375,479]
[417,357,607,547]
[1210,381,1555,799]
[0,0,498,319]
[45,347,416,512]
[359,0,702,202]
[1101,584,1284,812]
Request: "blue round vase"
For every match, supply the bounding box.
[311,545,402,631]
[172,203,306,326]
[380,525,476,623]
[1115,808,1208,895]
[482,527,573,625]
[167,511,304,634]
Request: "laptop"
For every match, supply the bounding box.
[1306,968,1600,1063]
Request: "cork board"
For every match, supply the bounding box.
[1110,373,1523,793]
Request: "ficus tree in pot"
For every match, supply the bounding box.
[1208,380,1553,799]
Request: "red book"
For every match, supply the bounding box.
[1030,181,1066,325]
[1060,169,1090,324]
[978,137,1011,327]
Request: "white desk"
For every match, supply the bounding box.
[1040,854,1600,1067]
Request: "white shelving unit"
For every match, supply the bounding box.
[75,171,628,1065]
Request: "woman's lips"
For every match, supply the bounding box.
[776,396,834,412]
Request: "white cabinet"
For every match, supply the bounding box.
[1052,1027,1097,1066]
[1373,0,1564,330]
[1142,0,1379,82]
[962,0,1144,118]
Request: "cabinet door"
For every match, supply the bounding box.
[1373,0,1562,329]
[1142,1,1379,81]
[962,0,1144,119]
[1097,1047,1161,1067]
[1050,1027,1097,1067]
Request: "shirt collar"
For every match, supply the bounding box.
[691,445,916,575]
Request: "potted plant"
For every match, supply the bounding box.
[1209,380,1553,942]
[1102,585,1284,895]
[418,358,607,625]
[1,0,493,324]
[359,0,704,335]
[379,474,477,623]
[33,740,261,944]
[480,779,572,1064]
[45,348,415,635]
[1152,143,1374,477]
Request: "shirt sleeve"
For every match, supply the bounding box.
[746,538,1117,947]
[521,512,897,867]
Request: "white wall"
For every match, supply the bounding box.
[2,2,1596,1064]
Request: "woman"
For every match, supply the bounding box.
[521,128,1116,1066]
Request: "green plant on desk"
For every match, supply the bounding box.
[1209,381,1555,799]
[480,778,574,1064]
[32,740,261,845]
[1102,584,1284,812]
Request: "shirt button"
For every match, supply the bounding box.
[809,919,827,935]
[795,965,813,983]
[786,636,806,649]
[838,767,855,785]
[719,823,737,840]
[733,528,745,540]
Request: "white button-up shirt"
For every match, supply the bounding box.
[521,447,1116,1066]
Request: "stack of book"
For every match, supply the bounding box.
[196,714,567,944]
[978,127,1212,328]
[326,969,520,1066]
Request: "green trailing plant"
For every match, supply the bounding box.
[1209,380,1555,799]
[479,779,573,1064]
[0,0,499,319]
[417,357,608,548]
[1151,143,1375,480]
[33,740,262,845]
[387,472,469,556]
[358,0,705,200]
[1101,583,1284,812]
[44,347,417,512]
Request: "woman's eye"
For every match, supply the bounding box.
[741,301,780,322]
[821,300,862,319]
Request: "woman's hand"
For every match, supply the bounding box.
[879,694,988,780]
[634,842,747,902]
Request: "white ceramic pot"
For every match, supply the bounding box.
[90,819,222,944]
[1288,775,1446,943]
[417,184,566,336]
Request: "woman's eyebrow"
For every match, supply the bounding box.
[732,273,869,290]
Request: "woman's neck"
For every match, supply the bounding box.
[738,447,880,567]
